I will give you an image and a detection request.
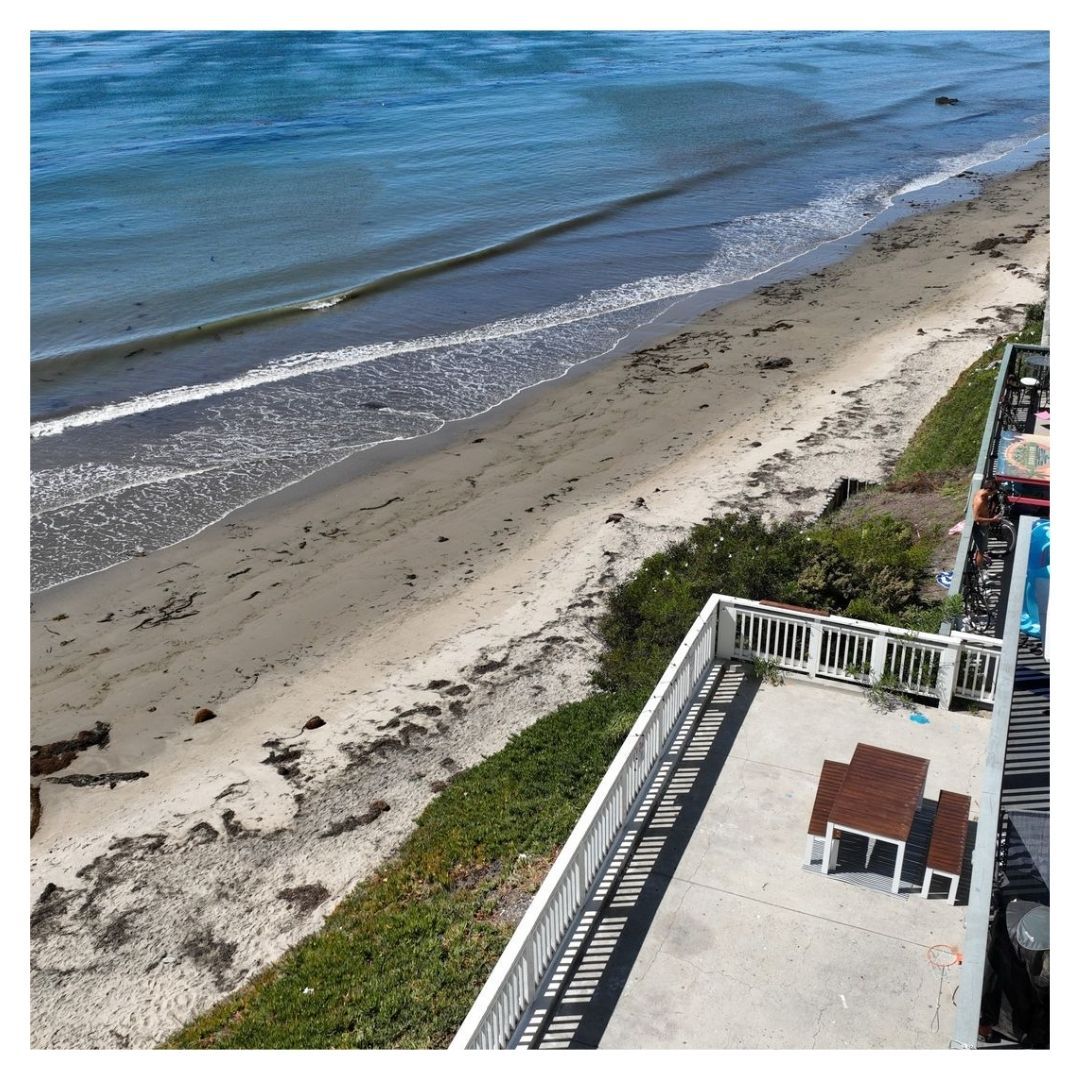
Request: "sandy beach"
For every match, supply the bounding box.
[30,161,1048,1049]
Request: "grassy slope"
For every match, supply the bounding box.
[892,304,1044,480]
[166,306,1044,1049]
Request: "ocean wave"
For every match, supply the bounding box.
[29,177,891,441]
[300,294,347,311]
[893,131,1046,199]
[33,133,1045,444]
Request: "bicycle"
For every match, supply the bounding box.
[986,484,1016,553]
[960,553,994,635]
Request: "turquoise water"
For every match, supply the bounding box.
[30,31,1049,590]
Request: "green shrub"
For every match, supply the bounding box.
[796,548,858,610]
[813,513,932,575]
[841,596,898,627]
[863,566,921,611]
[895,594,965,635]
[751,656,784,686]
[592,514,819,691]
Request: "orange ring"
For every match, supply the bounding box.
[927,944,962,967]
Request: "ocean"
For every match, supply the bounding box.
[30,30,1049,592]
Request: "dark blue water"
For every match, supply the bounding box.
[30,30,1049,591]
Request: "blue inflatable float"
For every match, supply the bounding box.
[1020,518,1049,640]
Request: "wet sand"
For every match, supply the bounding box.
[30,161,1048,1048]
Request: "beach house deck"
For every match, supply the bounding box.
[452,341,1050,1051]
[451,598,1000,1049]
[513,660,982,1050]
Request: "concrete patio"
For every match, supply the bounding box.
[528,662,989,1049]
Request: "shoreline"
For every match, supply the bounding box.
[31,136,1050,596]
[30,160,1048,1048]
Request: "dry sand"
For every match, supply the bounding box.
[30,161,1048,1048]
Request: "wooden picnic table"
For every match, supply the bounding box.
[821,742,930,893]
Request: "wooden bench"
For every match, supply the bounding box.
[921,790,972,903]
[805,760,847,870]
[1007,494,1050,509]
[761,599,830,617]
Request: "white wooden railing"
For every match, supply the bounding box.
[720,597,1000,706]
[451,594,1000,1048]
[450,594,722,1049]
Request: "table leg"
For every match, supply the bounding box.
[821,822,834,874]
[947,874,960,905]
[891,841,906,894]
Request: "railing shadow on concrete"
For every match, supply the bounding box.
[520,663,755,1048]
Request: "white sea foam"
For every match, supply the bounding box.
[32,460,221,515]
[892,132,1045,199]
[300,294,347,310]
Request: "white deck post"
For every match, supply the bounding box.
[937,637,962,709]
[821,823,835,874]
[806,620,822,678]
[891,841,906,893]
[714,600,737,659]
[870,634,888,683]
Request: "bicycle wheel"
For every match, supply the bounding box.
[992,519,1016,553]
[962,572,993,635]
